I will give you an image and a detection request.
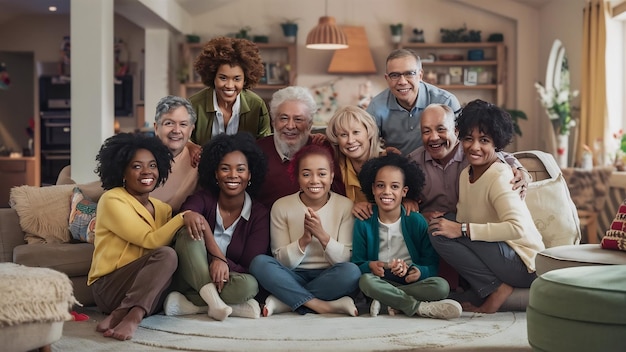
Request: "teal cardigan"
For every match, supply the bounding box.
[189,87,271,146]
[351,206,439,280]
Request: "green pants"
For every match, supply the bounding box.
[171,228,258,306]
[359,273,449,316]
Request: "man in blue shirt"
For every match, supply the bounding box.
[367,49,461,155]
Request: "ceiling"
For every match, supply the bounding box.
[0,0,552,24]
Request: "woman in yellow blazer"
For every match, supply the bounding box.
[88,133,204,341]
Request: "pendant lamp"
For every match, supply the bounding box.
[305,0,348,50]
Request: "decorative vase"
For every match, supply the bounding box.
[281,23,298,43]
[556,133,569,168]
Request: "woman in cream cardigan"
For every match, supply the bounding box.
[428,100,545,313]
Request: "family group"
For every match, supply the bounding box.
[86,36,544,341]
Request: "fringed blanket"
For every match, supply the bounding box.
[0,263,77,327]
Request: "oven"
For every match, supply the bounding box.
[40,111,71,184]
[41,111,71,150]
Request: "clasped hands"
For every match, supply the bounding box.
[369,259,421,283]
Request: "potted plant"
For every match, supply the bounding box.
[235,26,252,40]
[281,19,298,43]
[505,108,528,137]
[390,23,403,43]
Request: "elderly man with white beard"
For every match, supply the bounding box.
[255,86,345,209]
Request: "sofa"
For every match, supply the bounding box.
[0,179,103,306]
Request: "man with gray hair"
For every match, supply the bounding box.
[367,49,461,155]
[151,95,199,212]
[407,103,529,223]
[255,86,345,208]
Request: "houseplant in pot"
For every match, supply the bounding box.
[390,23,403,43]
[281,19,298,43]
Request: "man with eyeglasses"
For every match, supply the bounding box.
[367,49,461,155]
[152,95,199,212]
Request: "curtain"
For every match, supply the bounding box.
[580,0,609,164]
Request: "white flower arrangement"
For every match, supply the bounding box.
[534,82,579,135]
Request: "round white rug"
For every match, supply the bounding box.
[129,311,527,351]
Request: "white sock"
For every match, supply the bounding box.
[163,291,205,316]
[370,299,381,317]
[230,298,261,319]
[263,295,291,317]
[199,283,232,321]
[329,296,358,317]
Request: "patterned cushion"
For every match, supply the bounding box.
[68,187,97,243]
[601,199,626,251]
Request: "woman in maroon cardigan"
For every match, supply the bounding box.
[164,132,269,321]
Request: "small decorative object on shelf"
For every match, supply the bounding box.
[281,20,298,43]
[235,26,251,40]
[410,28,425,43]
[440,24,481,43]
[253,35,269,43]
[488,33,504,42]
[0,62,10,90]
[390,23,403,44]
[185,34,200,43]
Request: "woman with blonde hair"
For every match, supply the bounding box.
[326,106,417,219]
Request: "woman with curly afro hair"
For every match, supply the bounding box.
[351,153,462,319]
[428,99,544,314]
[165,132,272,321]
[88,133,203,341]
[189,36,271,147]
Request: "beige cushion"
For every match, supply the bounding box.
[8,183,104,244]
[514,151,581,248]
[536,244,626,275]
[9,185,76,244]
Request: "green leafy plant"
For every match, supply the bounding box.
[390,23,403,36]
[505,108,528,137]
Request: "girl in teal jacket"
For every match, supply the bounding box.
[351,154,461,319]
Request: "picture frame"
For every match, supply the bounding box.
[464,67,481,86]
[449,66,463,84]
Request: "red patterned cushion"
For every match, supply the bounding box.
[601,200,626,251]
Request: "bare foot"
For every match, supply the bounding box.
[103,306,145,341]
[461,301,479,312]
[471,283,514,314]
[388,307,401,316]
[96,308,128,332]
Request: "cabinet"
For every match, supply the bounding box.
[396,42,506,106]
[0,157,37,207]
[178,42,297,99]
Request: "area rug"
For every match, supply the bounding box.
[53,309,531,351]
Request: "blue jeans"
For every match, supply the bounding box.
[249,254,361,314]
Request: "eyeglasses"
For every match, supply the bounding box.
[387,71,417,81]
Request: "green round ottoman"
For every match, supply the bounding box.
[527,265,626,352]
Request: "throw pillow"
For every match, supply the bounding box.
[514,150,581,248]
[601,199,626,251]
[9,185,76,244]
[68,187,97,243]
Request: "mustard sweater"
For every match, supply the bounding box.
[88,187,185,285]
